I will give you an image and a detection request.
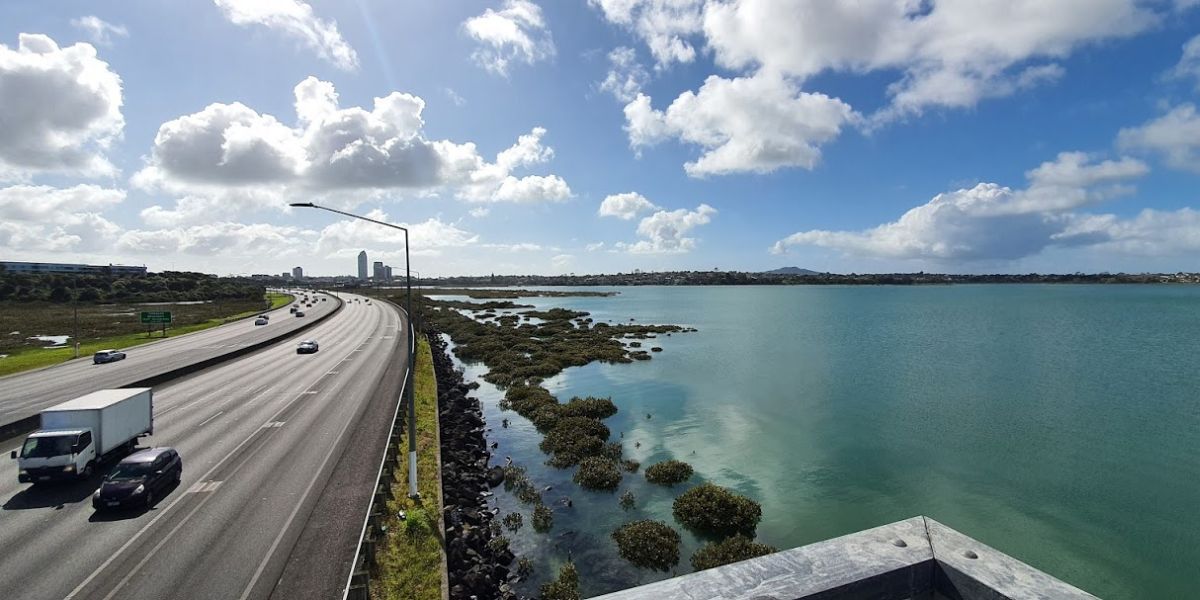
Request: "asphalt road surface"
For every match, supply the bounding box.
[0,291,339,429]
[0,294,407,600]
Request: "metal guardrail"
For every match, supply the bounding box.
[343,304,416,600]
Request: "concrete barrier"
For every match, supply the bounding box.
[592,516,1097,600]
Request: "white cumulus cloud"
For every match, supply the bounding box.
[599,191,658,220]
[0,33,124,180]
[599,46,650,102]
[464,0,555,75]
[1117,103,1200,172]
[0,184,125,252]
[771,152,1150,262]
[214,0,358,71]
[133,78,571,221]
[625,71,858,176]
[589,0,705,67]
[617,203,716,254]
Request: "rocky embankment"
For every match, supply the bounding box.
[432,332,519,600]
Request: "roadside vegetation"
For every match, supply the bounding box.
[376,335,444,600]
[0,291,292,377]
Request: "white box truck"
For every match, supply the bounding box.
[11,388,153,484]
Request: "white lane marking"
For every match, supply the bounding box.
[381,336,393,340]
[67,306,397,599]
[187,480,223,494]
[262,421,286,429]
[99,491,213,600]
[326,371,340,375]
[197,411,224,427]
[302,391,318,395]
[63,385,322,600]
[235,372,378,600]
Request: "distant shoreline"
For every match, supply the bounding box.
[417,271,1199,288]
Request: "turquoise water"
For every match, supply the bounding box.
[440,285,1200,599]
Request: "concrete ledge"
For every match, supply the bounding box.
[591,516,1096,600]
[0,293,343,443]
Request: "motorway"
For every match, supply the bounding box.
[0,291,339,429]
[0,294,407,600]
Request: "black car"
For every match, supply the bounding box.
[297,340,319,354]
[93,447,182,510]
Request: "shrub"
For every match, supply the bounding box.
[620,458,640,473]
[503,512,523,532]
[532,503,554,532]
[487,536,510,553]
[517,557,534,578]
[540,417,611,466]
[559,396,618,419]
[672,483,762,537]
[403,507,433,538]
[573,457,622,491]
[611,520,681,571]
[619,490,635,510]
[539,562,580,600]
[690,535,777,571]
[645,460,694,486]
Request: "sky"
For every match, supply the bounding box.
[1,0,1199,277]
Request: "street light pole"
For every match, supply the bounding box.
[290,202,419,499]
[72,274,79,359]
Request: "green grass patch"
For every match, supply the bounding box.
[266,292,293,310]
[0,293,293,377]
[376,335,444,600]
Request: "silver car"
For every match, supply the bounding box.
[93,349,126,364]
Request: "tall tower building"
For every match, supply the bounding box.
[385,265,393,282]
[357,251,368,280]
[373,261,384,281]
[292,266,303,280]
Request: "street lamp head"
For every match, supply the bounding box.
[289,202,316,208]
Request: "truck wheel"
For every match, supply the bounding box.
[80,462,94,479]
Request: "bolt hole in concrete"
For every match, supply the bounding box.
[892,539,908,547]
[964,550,979,559]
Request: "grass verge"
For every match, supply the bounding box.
[0,292,294,377]
[375,334,445,600]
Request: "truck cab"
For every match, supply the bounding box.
[14,429,97,482]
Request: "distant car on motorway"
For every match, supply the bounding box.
[254,318,268,326]
[92,447,182,510]
[93,350,126,364]
[258,314,270,320]
[295,311,305,317]
[296,340,319,354]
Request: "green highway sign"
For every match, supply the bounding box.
[140,311,172,324]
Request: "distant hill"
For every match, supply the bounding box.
[763,267,821,276]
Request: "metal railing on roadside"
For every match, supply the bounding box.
[343,305,417,600]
